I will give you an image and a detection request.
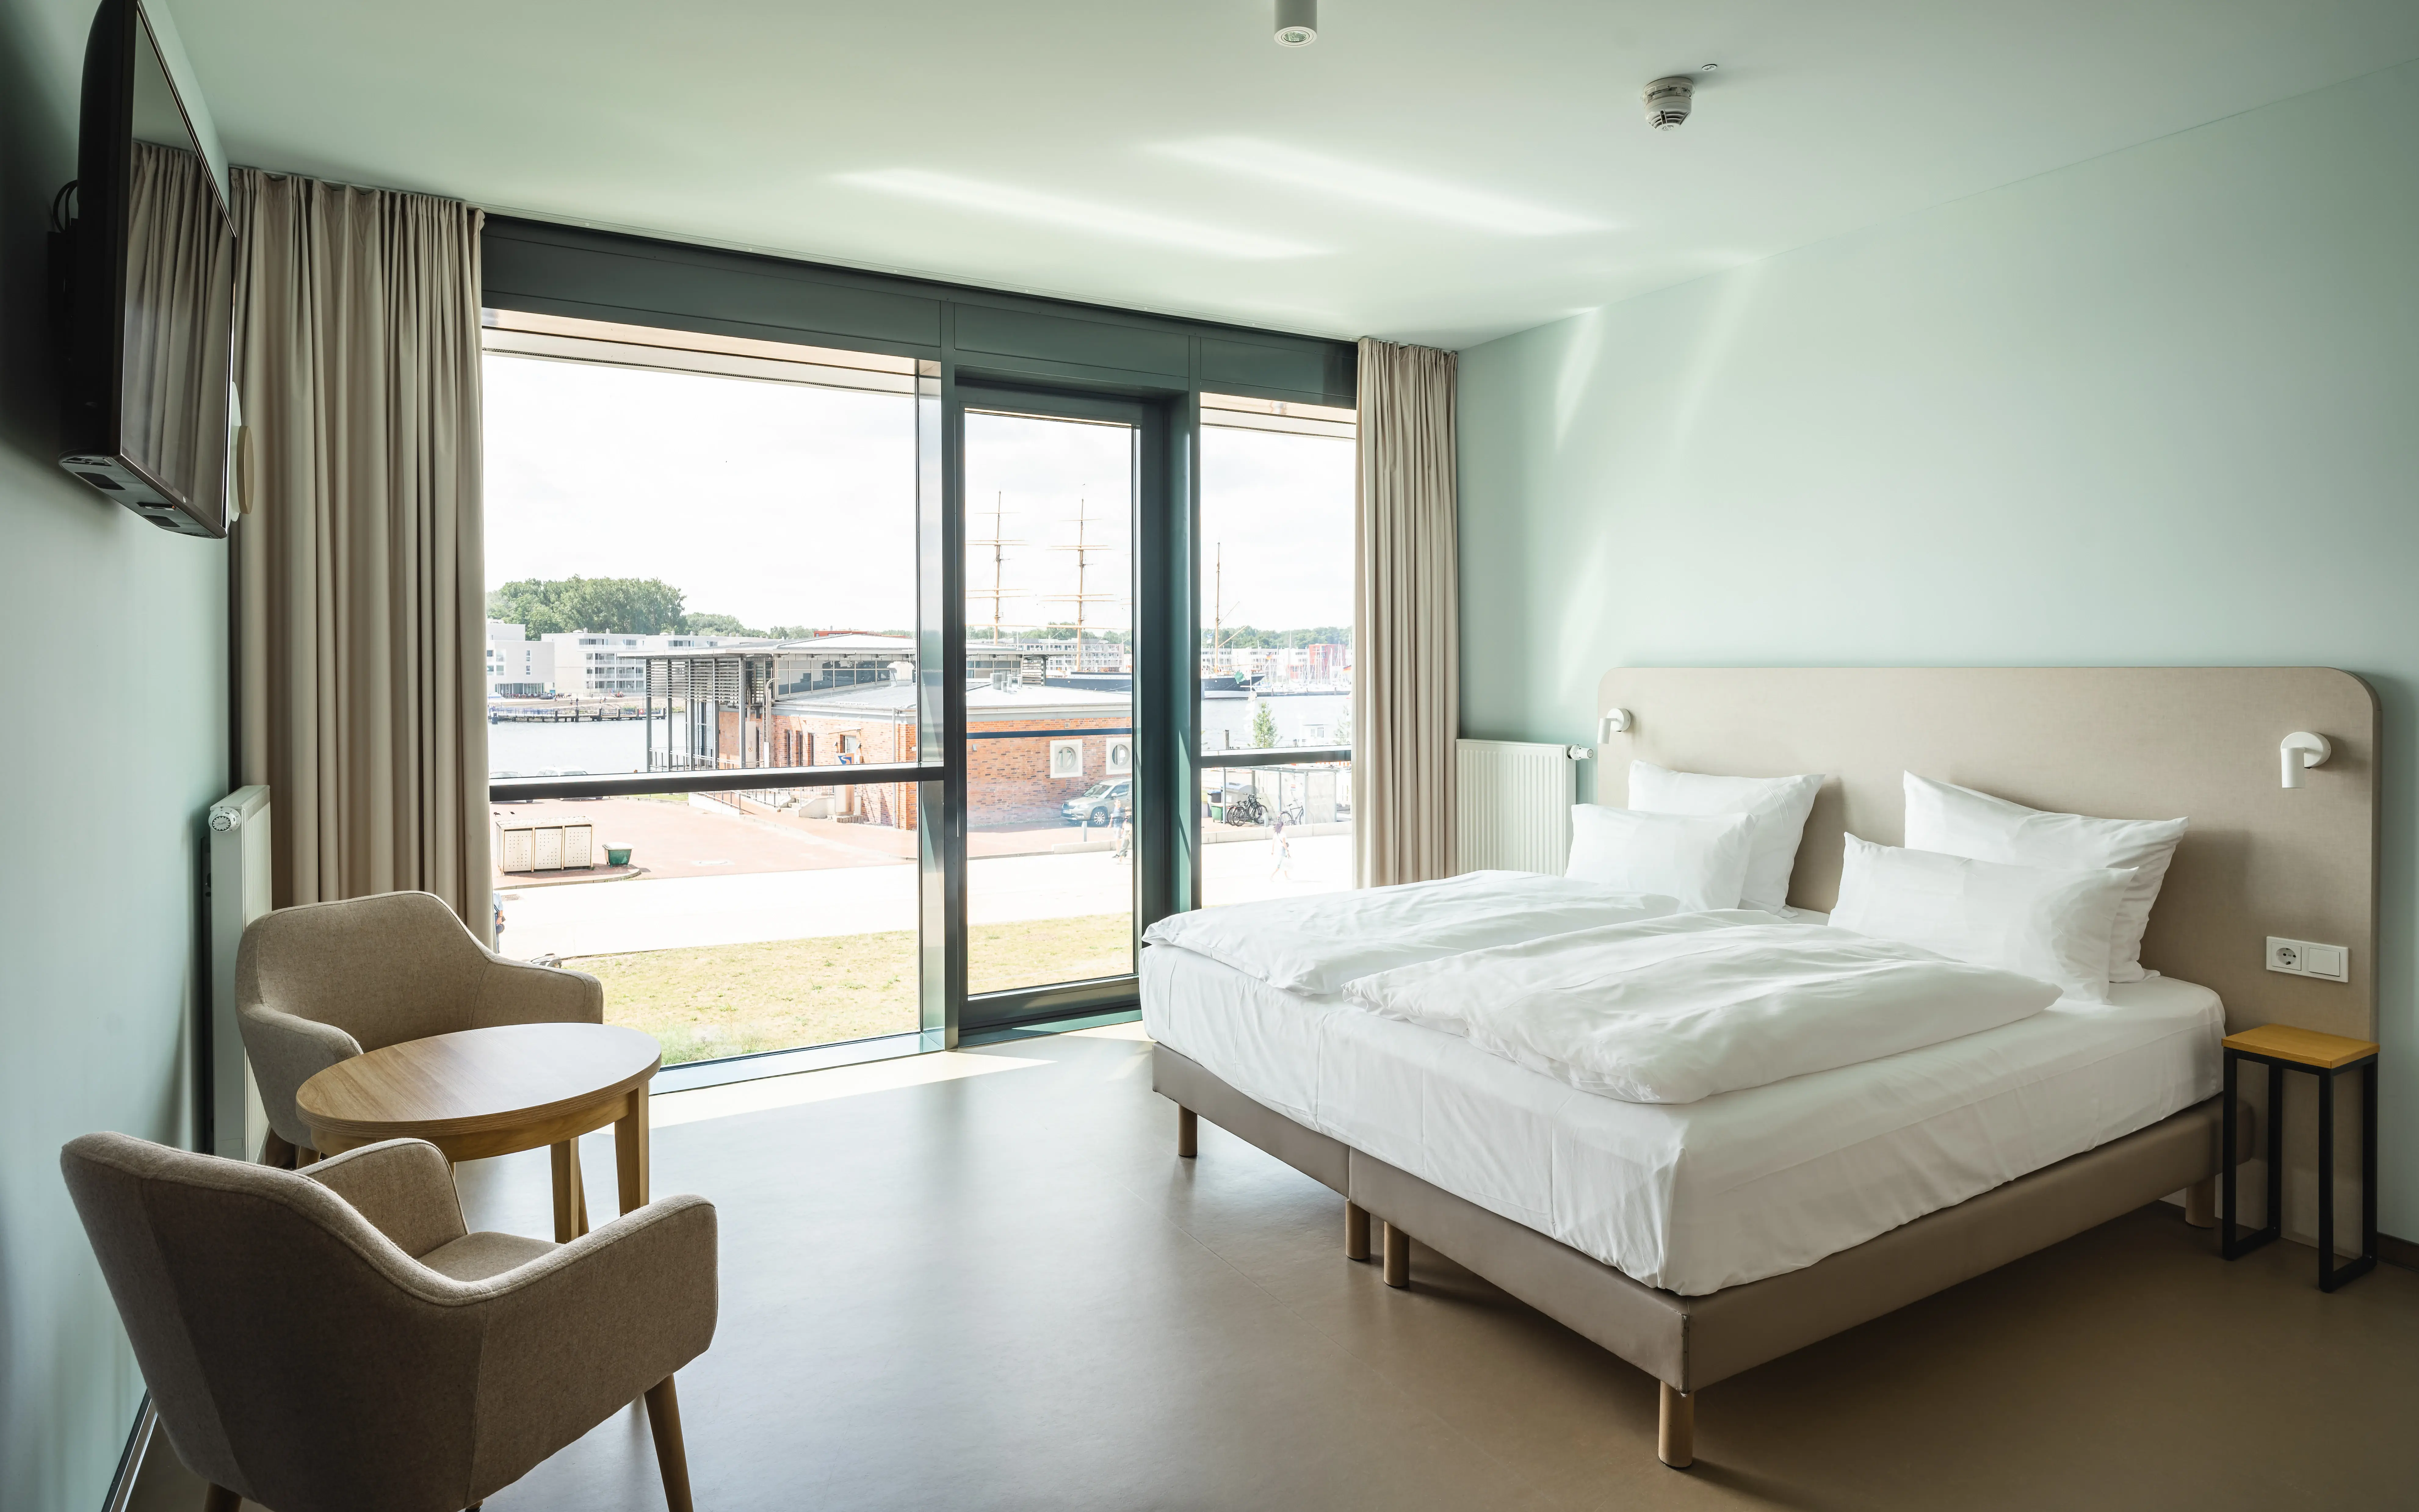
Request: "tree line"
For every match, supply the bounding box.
[486,577,826,640]
[1203,624,1351,650]
[487,577,1348,649]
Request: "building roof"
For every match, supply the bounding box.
[787,633,915,652]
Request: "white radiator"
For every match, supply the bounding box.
[206,787,273,1161]
[1456,739,1587,874]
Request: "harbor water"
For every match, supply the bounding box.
[489,693,1350,777]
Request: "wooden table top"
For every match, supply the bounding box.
[2222,1022,2381,1069]
[298,1023,663,1141]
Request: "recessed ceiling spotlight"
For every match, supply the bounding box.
[1643,75,1694,130]
[1275,0,1317,47]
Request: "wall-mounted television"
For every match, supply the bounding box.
[52,0,235,538]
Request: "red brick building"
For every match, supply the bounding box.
[740,680,1133,830]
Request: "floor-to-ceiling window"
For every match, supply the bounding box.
[482,311,939,1068]
[1196,393,1356,906]
[479,217,1354,1079]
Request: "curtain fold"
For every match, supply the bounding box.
[1353,336,1460,888]
[232,170,490,935]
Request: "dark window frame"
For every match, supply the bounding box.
[481,218,1355,1058]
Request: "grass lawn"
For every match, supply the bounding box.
[568,913,1135,1064]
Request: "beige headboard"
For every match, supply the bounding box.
[1595,667,2378,1040]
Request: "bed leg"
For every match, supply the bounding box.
[1177,1106,1198,1159]
[1382,1221,1410,1288]
[2184,1174,2217,1229]
[1658,1382,1694,1470]
[1345,1202,1371,1261]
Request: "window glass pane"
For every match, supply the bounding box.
[482,311,927,1064]
[961,409,1137,993]
[481,311,919,782]
[489,791,919,1065]
[1198,395,1355,906]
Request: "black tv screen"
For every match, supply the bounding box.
[55,0,234,538]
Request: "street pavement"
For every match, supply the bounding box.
[499,834,1354,960]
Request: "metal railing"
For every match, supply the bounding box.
[1198,745,1351,769]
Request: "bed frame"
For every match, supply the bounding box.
[1152,667,2377,1468]
[1159,1044,2244,1467]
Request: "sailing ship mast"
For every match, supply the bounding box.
[965,492,1025,644]
[1045,492,1126,671]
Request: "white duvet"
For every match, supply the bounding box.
[1139,870,1678,995]
[1341,911,2062,1104]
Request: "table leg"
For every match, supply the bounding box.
[616,1086,652,1216]
[2264,1062,2284,1242]
[2364,1060,2380,1267]
[551,1139,585,1245]
[2221,1050,2238,1249]
[2317,1067,2336,1289]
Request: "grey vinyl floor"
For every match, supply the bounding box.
[152,1026,2419,1510]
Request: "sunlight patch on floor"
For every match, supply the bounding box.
[652,1050,1050,1127]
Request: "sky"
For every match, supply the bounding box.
[483,352,1354,635]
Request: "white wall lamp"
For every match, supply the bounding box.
[1600,708,1633,742]
[2280,731,2332,789]
[1275,0,1317,46]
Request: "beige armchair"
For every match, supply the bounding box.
[237,891,603,1158]
[62,1133,714,1512]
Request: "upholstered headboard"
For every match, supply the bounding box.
[1595,667,2378,1041]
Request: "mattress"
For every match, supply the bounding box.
[1140,942,2222,1295]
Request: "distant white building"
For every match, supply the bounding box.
[485,620,557,698]
[538,630,764,700]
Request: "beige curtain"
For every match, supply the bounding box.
[232,170,490,937]
[1353,337,1459,888]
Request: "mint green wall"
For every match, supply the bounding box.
[1458,60,2419,1232]
[1,0,230,1505]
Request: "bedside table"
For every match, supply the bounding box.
[2221,1023,2379,1291]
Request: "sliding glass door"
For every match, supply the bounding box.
[954,387,1164,1033]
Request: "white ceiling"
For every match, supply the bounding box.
[133,0,2419,346]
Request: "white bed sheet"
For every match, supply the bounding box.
[1141,942,2221,1295]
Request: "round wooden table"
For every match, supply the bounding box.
[298,1023,662,1244]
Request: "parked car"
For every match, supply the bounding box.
[1062,779,1132,826]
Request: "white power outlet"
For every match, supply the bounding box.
[2266,936,2350,982]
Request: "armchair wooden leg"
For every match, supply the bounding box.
[1658,1382,1694,1469]
[202,1485,241,1512]
[258,1130,297,1168]
[2184,1175,2218,1229]
[644,1376,695,1512]
[1176,1106,1198,1159]
[1382,1221,1410,1288]
[1345,1201,1371,1261]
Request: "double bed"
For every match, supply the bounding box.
[1142,667,2378,1467]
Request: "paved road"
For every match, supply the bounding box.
[500,834,1355,960]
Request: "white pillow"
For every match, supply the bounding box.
[1830,834,2135,1003]
[1902,773,2188,985]
[1565,805,1755,912]
[1629,761,1824,914]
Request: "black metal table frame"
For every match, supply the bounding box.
[2221,1043,2378,1291]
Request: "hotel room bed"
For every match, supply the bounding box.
[1142,941,2225,1296]
[1142,665,2378,1468]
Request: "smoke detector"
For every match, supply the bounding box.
[1275,0,1317,46]
[1643,75,1694,129]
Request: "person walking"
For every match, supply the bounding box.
[1112,798,1131,859]
[1268,808,1294,881]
